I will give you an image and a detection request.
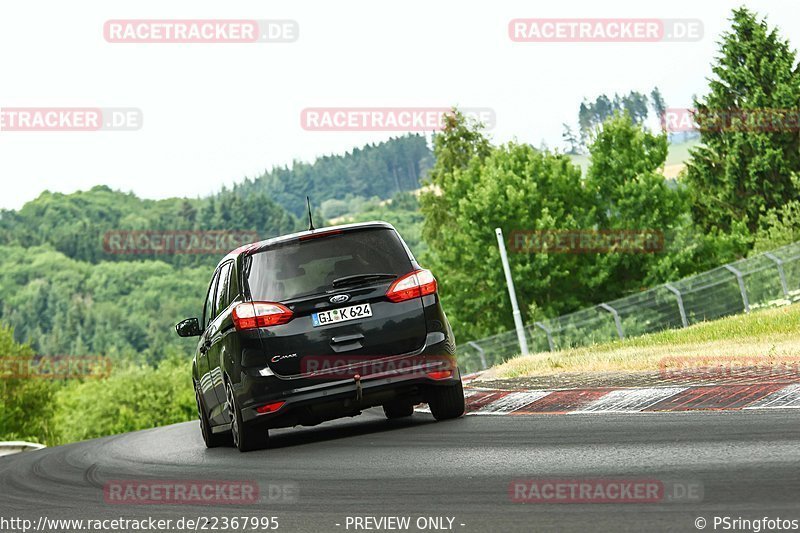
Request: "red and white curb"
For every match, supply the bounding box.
[571,387,688,414]
[743,383,800,409]
[460,372,484,385]
[417,382,800,415]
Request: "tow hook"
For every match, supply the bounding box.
[354,374,363,403]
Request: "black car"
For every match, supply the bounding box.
[176,221,465,451]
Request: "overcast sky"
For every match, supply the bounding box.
[1,0,798,210]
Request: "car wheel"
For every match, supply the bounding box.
[195,384,232,448]
[383,401,415,419]
[225,381,269,452]
[428,380,466,421]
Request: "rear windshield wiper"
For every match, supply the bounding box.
[332,273,397,288]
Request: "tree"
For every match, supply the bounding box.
[621,91,650,124]
[684,8,800,235]
[594,95,614,125]
[0,186,299,269]
[576,91,653,148]
[578,102,593,146]
[562,123,581,154]
[584,113,698,292]
[753,200,800,253]
[239,134,433,217]
[420,109,492,257]
[421,113,597,340]
[53,354,194,444]
[0,326,59,444]
[650,87,667,129]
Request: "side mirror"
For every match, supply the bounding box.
[176,318,202,338]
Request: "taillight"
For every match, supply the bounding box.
[232,302,293,331]
[255,400,285,414]
[426,355,456,380]
[385,269,437,302]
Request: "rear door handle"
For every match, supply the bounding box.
[330,333,364,353]
[331,333,364,344]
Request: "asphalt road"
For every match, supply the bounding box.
[1,409,799,533]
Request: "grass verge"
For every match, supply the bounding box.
[491,304,800,378]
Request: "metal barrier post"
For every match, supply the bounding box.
[765,252,790,298]
[598,303,625,339]
[665,283,689,327]
[724,265,750,313]
[534,322,555,352]
[467,341,488,370]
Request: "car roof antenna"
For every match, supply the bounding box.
[306,196,315,231]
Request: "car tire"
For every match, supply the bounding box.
[225,381,269,452]
[195,384,232,448]
[428,380,466,421]
[383,401,415,419]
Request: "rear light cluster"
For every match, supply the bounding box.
[232,302,293,331]
[232,268,437,331]
[385,269,437,303]
[255,400,285,414]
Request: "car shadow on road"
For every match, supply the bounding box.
[265,410,437,450]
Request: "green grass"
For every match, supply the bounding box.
[665,138,700,166]
[491,303,800,378]
[568,138,699,175]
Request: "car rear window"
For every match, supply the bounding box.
[244,228,413,302]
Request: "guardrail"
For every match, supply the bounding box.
[459,241,800,373]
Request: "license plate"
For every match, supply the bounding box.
[312,303,372,327]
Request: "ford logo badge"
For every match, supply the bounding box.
[330,294,350,304]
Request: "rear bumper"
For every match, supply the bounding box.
[236,337,459,427]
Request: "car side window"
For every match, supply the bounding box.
[214,262,233,319]
[202,270,219,330]
[228,262,240,304]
